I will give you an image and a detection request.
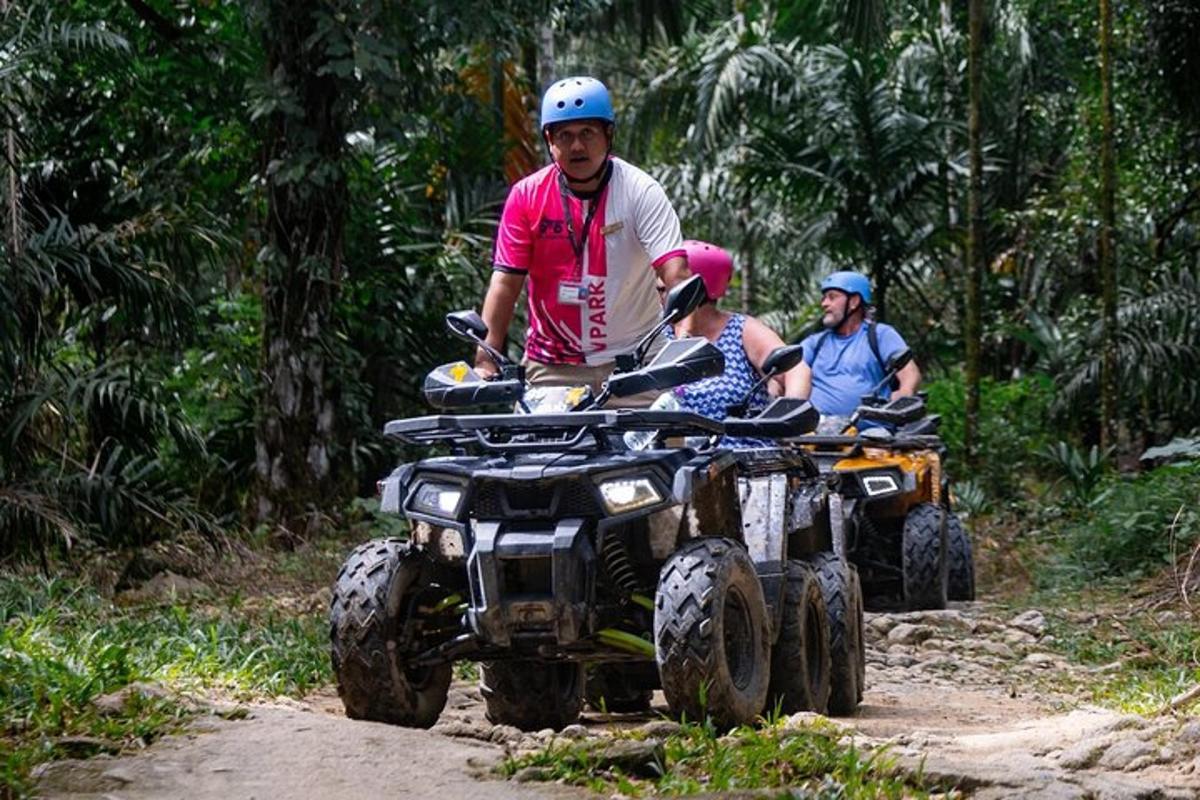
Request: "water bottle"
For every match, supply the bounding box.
[623,392,682,450]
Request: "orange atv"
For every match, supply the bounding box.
[799,350,974,611]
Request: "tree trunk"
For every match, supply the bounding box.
[537,22,555,95]
[1098,0,1119,456]
[739,192,755,314]
[2,0,21,260]
[964,0,986,465]
[252,1,349,542]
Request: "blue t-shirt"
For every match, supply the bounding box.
[800,322,907,416]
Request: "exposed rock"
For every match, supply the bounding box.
[977,641,1017,660]
[886,653,918,668]
[1059,740,1110,770]
[915,609,975,633]
[116,542,206,590]
[487,724,523,744]
[100,767,136,785]
[1123,755,1158,772]
[432,720,490,740]
[1023,653,1058,668]
[577,739,664,778]
[637,720,681,738]
[888,623,935,645]
[558,723,590,740]
[511,766,553,783]
[781,712,826,731]
[1004,629,1037,646]
[1099,715,1149,734]
[1097,739,1157,770]
[1178,721,1200,745]
[117,571,211,604]
[1008,609,1048,637]
[93,681,171,716]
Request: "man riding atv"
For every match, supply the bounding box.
[476,75,690,405]
[795,271,921,419]
[793,272,974,610]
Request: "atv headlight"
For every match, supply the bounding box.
[598,477,662,515]
[409,481,464,518]
[859,472,900,498]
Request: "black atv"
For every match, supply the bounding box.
[329,277,865,731]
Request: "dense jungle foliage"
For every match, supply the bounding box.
[2,0,1199,582]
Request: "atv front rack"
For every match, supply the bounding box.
[384,409,725,452]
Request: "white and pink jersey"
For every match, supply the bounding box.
[493,157,685,365]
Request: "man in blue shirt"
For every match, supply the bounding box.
[795,271,922,417]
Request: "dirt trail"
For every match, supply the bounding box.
[35,699,579,800]
[37,602,1200,799]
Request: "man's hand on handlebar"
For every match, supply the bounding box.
[474,349,500,380]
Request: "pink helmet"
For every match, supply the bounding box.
[683,239,733,301]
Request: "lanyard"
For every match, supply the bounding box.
[557,162,613,277]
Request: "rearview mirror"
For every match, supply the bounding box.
[445,310,489,343]
[661,275,707,324]
[760,344,806,377]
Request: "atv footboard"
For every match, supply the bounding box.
[468,518,596,648]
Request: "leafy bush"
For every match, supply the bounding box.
[924,372,1056,502]
[1040,441,1113,506]
[1049,461,1200,579]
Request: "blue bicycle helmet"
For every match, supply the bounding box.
[820,271,872,304]
[540,77,615,130]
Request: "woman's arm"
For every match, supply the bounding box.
[741,315,788,396]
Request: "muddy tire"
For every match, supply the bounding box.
[850,566,866,703]
[946,513,976,601]
[585,664,653,713]
[805,552,864,716]
[654,538,770,730]
[330,538,452,728]
[902,503,948,611]
[767,561,832,714]
[480,661,584,731]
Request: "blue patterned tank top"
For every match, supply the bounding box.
[671,314,770,449]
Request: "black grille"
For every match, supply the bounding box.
[470,480,601,519]
[558,482,600,515]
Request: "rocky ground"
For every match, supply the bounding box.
[36,600,1200,799]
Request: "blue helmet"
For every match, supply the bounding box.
[540,76,615,130]
[820,271,872,304]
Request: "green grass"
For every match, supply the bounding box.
[501,715,938,798]
[0,574,330,798]
[1040,604,1200,714]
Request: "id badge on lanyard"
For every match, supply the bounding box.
[556,166,611,305]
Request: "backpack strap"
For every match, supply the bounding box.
[808,324,887,372]
[866,322,885,372]
[807,330,832,366]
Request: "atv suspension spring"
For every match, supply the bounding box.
[600,532,643,596]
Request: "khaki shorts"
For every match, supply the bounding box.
[522,339,667,410]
